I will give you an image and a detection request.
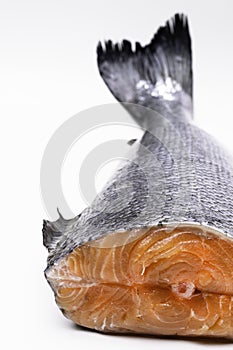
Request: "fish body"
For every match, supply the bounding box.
[43,14,233,339]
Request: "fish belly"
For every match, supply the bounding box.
[46,225,233,339]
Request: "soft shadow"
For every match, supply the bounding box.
[71,323,232,345]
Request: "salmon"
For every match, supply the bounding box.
[43,14,233,339]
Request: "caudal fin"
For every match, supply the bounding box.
[97,13,193,128]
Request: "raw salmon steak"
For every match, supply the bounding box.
[43,14,233,339]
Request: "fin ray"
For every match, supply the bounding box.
[97,13,193,128]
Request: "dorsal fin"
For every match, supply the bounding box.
[97,13,193,128]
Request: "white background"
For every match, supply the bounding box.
[1,0,233,349]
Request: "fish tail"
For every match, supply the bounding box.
[97,13,193,128]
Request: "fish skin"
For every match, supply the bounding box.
[43,13,233,269]
[42,13,233,339]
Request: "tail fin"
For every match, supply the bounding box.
[97,13,193,128]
